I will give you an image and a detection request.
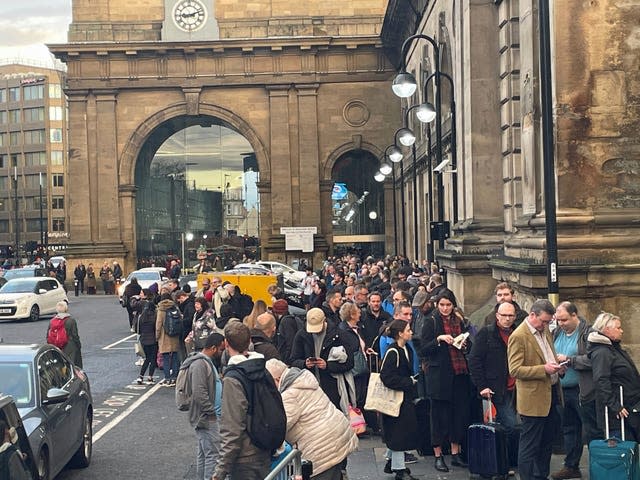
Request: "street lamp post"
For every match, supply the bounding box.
[39,172,44,248]
[14,166,19,264]
[181,232,194,266]
[392,34,448,252]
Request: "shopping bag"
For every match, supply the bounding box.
[134,336,145,358]
[349,405,367,435]
[364,349,403,417]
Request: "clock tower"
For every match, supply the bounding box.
[162,0,219,41]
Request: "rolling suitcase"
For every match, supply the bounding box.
[467,396,509,479]
[588,386,640,480]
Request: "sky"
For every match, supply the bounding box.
[0,1,72,67]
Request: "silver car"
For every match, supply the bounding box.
[0,344,93,480]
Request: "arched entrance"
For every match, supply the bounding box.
[134,115,258,267]
[331,150,385,258]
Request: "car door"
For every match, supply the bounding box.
[41,280,60,315]
[37,350,74,471]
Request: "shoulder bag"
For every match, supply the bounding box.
[364,348,404,417]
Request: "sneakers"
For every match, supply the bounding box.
[551,466,582,479]
[136,377,143,385]
[146,377,155,384]
[404,452,418,464]
[394,470,418,480]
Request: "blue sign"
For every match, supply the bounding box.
[332,183,348,200]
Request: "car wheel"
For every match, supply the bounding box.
[69,410,92,468]
[38,448,50,480]
[29,304,40,322]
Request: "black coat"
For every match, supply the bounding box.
[179,297,196,340]
[290,324,354,409]
[467,323,513,402]
[380,343,418,451]
[131,298,158,346]
[360,307,392,351]
[420,311,471,401]
[276,314,304,365]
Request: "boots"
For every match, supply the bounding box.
[434,456,449,472]
[393,469,418,480]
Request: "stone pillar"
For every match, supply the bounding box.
[319,180,334,255]
[118,184,137,272]
[296,84,322,228]
[438,0,504,313]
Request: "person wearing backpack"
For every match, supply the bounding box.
[212,322,281,480]
[46,301,83,368]
[177,333,225,480]
[156,297,182,386]
[131,289,159,384]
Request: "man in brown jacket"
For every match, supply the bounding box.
[507,299,564,480]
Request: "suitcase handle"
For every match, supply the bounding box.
[604,385,625,442]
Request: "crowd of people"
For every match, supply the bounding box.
[37,253,640,480]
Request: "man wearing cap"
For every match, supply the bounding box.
[290,307,354,409]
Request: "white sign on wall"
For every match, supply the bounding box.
[280,226,317,253]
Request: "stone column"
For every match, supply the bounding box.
[296,84,322,228]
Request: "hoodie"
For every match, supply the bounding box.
[180,352,219,428]
[213,352,271,480]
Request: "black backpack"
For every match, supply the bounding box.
[224,365,287,452]
[163,306,183,337]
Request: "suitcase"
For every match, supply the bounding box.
[588,386,640,480]
[414,396,434,456]
[467,397,509,478]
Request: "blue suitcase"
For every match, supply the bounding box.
[589,388,640,480]
[467,398,509,478]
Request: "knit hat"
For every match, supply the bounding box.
[272,299,289,315]
[265,358,288,381]
[306,308,326,333]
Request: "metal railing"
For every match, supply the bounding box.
[264,448,312,480]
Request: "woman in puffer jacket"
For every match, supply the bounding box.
[265,359,358,480]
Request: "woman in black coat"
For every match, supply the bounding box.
[131,289,159,384]
[420,289,472,473]
[380,319,418,480]
[123,277,142,330]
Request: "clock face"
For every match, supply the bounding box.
[173,0,207,32]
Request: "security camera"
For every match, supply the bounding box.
[433,158,450,173]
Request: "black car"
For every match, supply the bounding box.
[0,394,38,479]
[0,344,93,480]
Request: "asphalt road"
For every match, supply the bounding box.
[0,294,591,480]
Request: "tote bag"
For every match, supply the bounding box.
[364,349,404,417]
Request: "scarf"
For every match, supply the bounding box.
[442,314,468,375]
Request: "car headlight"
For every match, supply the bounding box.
[15,296,31,314]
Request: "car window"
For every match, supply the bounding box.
[0,362,35,408]
[38,350,72,395]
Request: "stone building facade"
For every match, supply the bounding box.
[383,0,640,358]
[50,0,401,273]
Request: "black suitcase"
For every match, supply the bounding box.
[414,397,434,456]
[467,398,509,478]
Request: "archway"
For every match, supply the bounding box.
[134,115,258,268]
[330,149,385,258]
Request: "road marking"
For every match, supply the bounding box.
[93,383,162,443]
[102,334,137,350]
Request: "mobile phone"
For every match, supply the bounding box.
[559,360,570,367]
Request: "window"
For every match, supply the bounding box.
[49,106,63,121]
[51,151,63,165]
[24,129,45,144]
[0,200,6,212]
[50,128,63,143]
[0,89,5,102]
[0,154,6,168]
[9,109,20,123]
[31,197,46,210]
[0,177,6,190]
[0,111,6,123]
[52,218,65,231]
[9,132,21,145]
[9,87,20,102]
[23,85,44,101]
[24,175,42,189]
[11,154,20,167]
[25,152,46,166]
[26,219,42,231]
[52,196,64,209]
[52,174,64,187]
[49,84,62,99]
[0,220,8,233]
[0,132,5,146]
[24,107,44,122]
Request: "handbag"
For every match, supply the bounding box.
[364,349,404,417]
[351,349,368,377]
[134,336,145,358]
[349,405,367,435]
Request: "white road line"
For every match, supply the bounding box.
[102,334,137,350]
[93,383,162,443]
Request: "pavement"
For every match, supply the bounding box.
[346,435,590,480]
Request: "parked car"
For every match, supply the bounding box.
[47,256,67,269]
[0,278,68,322]
[255,261,306,283]
[0,266,47,282]
[0,344,93,480]
[0,393,38,479]
[116,267,166,301]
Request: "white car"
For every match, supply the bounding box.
[255,261,306,283]
[117,267,166,299]
[0,277,68,322]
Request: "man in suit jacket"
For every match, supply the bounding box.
[507,299,564,480]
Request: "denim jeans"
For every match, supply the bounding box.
[559,386,583,469]
[384,449,405,471]
[162,351,179,381]
[493,389,521,467]
[195,420,220,480]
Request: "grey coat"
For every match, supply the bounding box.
[182,352,218,429]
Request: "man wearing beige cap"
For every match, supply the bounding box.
[290,307,354,409]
